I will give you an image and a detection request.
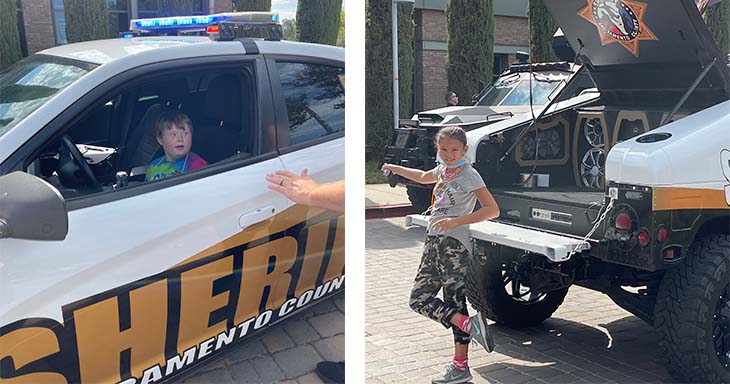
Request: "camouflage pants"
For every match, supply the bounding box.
[409,235,470,344]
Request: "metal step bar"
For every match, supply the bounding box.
[404,214,591,262]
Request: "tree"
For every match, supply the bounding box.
[529,0,559,62]
[159,0,197,16]
[365,0,414,161]
[0,0,22,70]
[65,0,112,43]
[282,18,298,41]
[336,10,345,47]
[232,0,271,11]
[705,0,730,59]
[446,0,493,106]
[296,0,342,45]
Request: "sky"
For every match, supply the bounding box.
[271,0,345,20]
[272,0,298,20]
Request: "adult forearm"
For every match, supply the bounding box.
[307,180,346,213]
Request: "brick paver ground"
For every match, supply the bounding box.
[183,294,344,383]
[366,218,674,384]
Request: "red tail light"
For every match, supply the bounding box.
[614,212,632,231]
[638,230,650,247]
[656,226,668,243]
[207,25,220,33]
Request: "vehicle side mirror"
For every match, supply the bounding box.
[0,172,68,241]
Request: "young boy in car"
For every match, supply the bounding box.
[146,109,208,181]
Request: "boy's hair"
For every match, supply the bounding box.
[434,125,467,147]
[155,109,193,137]
[445,91,456,101]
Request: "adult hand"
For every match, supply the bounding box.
[266,169,318,206]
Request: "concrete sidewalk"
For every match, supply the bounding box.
[365,218,672,383]
[365,184,409,207]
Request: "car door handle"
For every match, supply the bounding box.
[238,206,276,229]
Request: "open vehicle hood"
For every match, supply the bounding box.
[416,105,542,128]
[543,0,730,108]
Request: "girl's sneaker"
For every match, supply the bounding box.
[431,363,472,384]
[469,312,495,352]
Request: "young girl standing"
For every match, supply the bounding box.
[382,126,500,384]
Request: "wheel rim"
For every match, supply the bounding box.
[501,263,547,303]
[712,283,730,369]
[583,119,604,147]
[580,148,605,190]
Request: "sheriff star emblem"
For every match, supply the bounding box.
[578,0,658,57]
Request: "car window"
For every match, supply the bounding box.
[24,64,257,200]
[276,62,344,145]
[0,55,97,138]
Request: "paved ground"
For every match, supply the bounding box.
[365,218,674,384]
[183,294,344,384]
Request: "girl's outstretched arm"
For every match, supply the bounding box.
[431,187,500,232]
[381,163,437,185]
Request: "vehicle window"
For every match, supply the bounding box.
[276,62,344,145]
[0,55,97,138]
[501,78,562,106]
[477,73,520,106]
[24,64,256,200]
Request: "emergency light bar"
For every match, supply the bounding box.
[127,11,282,41]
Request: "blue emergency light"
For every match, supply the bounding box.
[131,15,228,30]
[128,11,282,41]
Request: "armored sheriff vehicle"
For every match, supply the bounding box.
[405,0,729,382]
[383,55,600,213]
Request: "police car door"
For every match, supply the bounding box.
[0,56,293,383]
[266,57,346,301]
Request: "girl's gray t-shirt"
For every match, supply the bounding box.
[426,164,486,252]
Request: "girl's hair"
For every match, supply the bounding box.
[434,125,467,147]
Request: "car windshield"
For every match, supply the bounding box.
[0,55,97,138]
[477,73,566,106]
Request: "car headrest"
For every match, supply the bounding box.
[158,79,188,109]
[204,74,241,125]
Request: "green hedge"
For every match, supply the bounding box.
[65,0,112,43]
[529,0,559,62]
[0,0,21,70]
[447,0,493,106]
[297,0,342,45]
[365,0,413,161]
[705,0,730,59]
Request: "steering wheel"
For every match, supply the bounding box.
[59,135,102,193]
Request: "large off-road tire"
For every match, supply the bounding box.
[654,234,730,383]
[465,249,569,328]
[406,185,433,214]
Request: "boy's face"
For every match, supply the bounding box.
[157,123,192,161]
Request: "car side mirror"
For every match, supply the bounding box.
[0,172,68,241]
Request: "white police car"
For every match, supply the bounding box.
[0,12,344,383]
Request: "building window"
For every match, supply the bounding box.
[137,0,204,19]
[51,0,67,44]
[109,0,130,37]
[16,0,28,56]
[493,54,508,81]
